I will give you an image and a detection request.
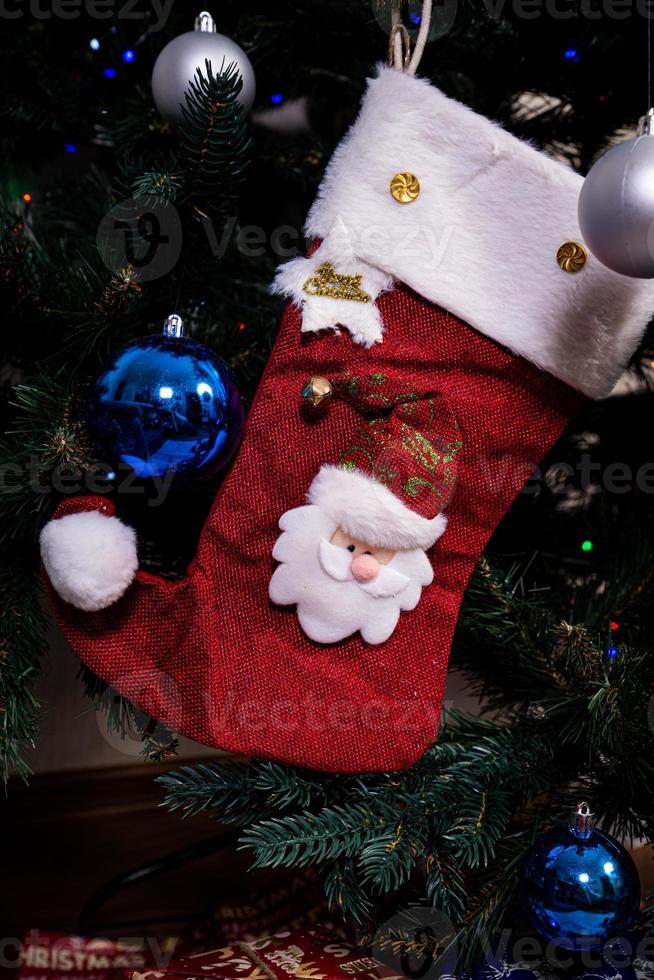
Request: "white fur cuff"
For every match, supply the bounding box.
[299,66,654,399]
[308,464,447,552]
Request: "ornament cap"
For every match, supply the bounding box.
[638,108,654,136]
[194,10,216,32]
[570,801,594,839]
[163,313,185,338]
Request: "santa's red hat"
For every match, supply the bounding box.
[307,389,460,551]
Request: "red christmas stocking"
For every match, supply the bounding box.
[40,67,654,772]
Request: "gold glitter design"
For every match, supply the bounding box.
[302,263,371,303]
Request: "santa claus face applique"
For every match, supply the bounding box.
[269,509,439,646]
[268,365,460,645]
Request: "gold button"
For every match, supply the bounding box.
[557,241,587,273]
[302,376,333,410]
[390,172,420,204]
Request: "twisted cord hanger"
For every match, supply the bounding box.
[387,0,433,75]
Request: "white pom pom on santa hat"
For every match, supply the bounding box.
[40,509,138,612]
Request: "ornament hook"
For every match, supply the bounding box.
[194,10,216,33]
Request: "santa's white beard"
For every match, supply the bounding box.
[269,504,434,645]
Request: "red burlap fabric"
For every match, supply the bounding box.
[45,284,583,772]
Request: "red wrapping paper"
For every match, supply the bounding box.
[17,933,179,980]
[130,931,399,980]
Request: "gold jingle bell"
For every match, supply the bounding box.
[302,376,333,411]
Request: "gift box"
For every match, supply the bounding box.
[247,931,397,980]
[131,944,268,980]
[130,930,399,980]
[195,872,342,947]
[18,932,180,980]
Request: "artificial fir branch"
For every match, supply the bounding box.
[425,852,467,923]
[92,267,143,318]
[158,558,654,966]
[131,172,181,201]
[180,61,252,237]
[0,566,48,782]
[158,710,559,963]
[323,860,374,924]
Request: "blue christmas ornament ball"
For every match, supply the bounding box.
[89,315,244,487]
[521,804,641,952]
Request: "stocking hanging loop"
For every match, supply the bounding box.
[386,0,433,75]
[387,22,411,70]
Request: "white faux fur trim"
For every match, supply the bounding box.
[297,66,654,399]
[273,217,393,347]
[308,464,447,551]
[40,510,138,611]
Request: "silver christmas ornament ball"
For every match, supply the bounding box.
[152,11,255,127]
[578,110,654,278]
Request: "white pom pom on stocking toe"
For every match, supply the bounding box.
[40,510,138,612]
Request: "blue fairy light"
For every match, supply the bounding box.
[271,92,284,105]
[409,10,421,23]
[64,143,77,154]
[103,67,116,79]
[122,48,135,64]
[564,48,580,62]
[607,646,619,661]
